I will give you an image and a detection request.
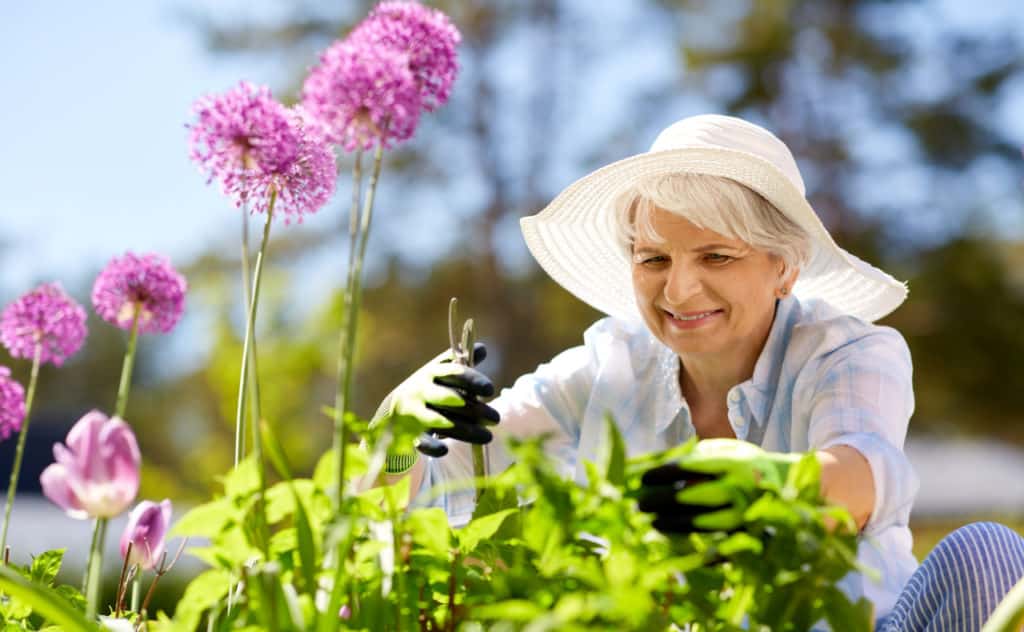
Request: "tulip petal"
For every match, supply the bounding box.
[65,410,108,483]
[40,463,87,520]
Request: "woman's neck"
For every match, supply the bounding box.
[678,318,775,407]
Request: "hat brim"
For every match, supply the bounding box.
[521,146,907,323]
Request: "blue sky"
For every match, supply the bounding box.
[3,0,1024,304]
[0,1,329,298]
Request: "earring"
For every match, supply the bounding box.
[779,287,789,297]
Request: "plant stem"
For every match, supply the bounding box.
[115,543,132,617]
[85,517,108,620]
[472,445,486,504]
[240,202,262,450]
[115,307,141,419]
[333,150,364,510]
[234,191,276,467]
[446,551,458,632]
[233,190,275,558]
[131,574,142,613]
[0,342,42,554]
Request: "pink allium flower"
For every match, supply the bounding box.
[120,499,172,570]
[0,283,88,367]
[350,1,461,112]
[40,410,141,520]
[0,366,25,442]
[188,81,337,222]
[91,252,187,334]
[301,39,422,152]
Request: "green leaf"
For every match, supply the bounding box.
[170,498,236,537]
[0,566,96,631]
[313,445,370,494]
[173,569,233,632]
[261,419,293,481]
[676,479,735,506]
[289,482,320,592]
[692,506,745,532]
[717,532,764,556]
[406,507,452,559]
[458,508,518,555]
[821,586,874,632]
[983,576,1024,632]
[744,495,800,526]
[470,599,545,621]
[30,548,65,587]
[598,413,626,487]
[222,455,260,499]
[786,452,822,496]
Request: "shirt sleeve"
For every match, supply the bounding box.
[803,326,919,536]
[412,341,597,526]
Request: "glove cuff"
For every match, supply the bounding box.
[384,452,419,475]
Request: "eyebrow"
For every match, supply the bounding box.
[632,242,746,256]
[692,243,743,252]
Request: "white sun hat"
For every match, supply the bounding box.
[520,114,907,323]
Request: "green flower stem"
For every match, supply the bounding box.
[131,574,141,613]
[114,306,141,419]
[472,445,486,504]
[233,189,275,559]
[240,202,262,454]
[332,148,366,509]
[84,517,108,620]
[0,342,42,554]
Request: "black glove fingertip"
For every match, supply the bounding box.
[416,433,448,458]
[471,342,487,365]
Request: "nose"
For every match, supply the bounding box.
[662,260,702,306]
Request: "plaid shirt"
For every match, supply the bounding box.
[416,294,919,620]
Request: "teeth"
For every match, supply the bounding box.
[671,310,716,321]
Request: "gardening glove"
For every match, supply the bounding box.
[637,438,803,534]
[371,342,500,474]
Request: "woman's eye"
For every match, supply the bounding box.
[703,253,733,264]
[640,255,667,265]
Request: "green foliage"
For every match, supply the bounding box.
[0,550,93,631]
[160,421,872,631]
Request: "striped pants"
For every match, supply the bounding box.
[878,522,1024,631]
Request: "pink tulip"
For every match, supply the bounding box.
[40,410,141,519]
[120,499,172,570]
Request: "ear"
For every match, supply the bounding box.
[775,263,800,299]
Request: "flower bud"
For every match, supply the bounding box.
[120,499,172,570]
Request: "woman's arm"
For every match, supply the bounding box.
[818,445,875,531]
[804,327,917,535]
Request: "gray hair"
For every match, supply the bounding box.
[612,173,812,274]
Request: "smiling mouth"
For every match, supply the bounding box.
[662,308,723,327]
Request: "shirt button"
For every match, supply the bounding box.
[728,390,740,404]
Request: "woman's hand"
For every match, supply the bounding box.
[371,343,500,467]
[636,439,801,533]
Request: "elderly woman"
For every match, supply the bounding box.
[376,115,1024,630]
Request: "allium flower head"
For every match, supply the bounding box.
[0,283,88,367]
[188,81,336,221]
[301,39,422,152]
[120,499,172,570]
[92,252,187,334]
[40,410,141,520]
[0,366,25,442]
[350,1,461,112]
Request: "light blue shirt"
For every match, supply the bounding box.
[416,295,919,621]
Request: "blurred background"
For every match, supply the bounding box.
[2,0,1023,585]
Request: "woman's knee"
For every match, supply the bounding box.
[927,521,1024,602]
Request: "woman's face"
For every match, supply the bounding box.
[631,206,786,359]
